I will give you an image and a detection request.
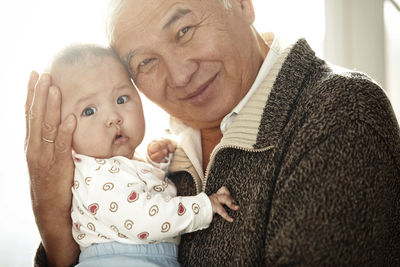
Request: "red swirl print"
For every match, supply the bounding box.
[138,232,149,240]
[88,203,99,215]
[127,191,139,202]
[177,203,186,216]
[74,223,81,231]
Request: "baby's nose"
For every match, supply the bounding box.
[106,116,123,127]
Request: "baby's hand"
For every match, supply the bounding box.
[209,186,239,223]
[147,139,177,163]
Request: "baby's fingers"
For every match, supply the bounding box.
[149,149,169,163]
[217,194,239,211]
[214,202,234,223]
[165,139,177,153]
[147,141,162,154]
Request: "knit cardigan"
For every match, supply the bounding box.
[167,39,400,266]
[34,39,400,266]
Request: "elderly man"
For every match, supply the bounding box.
[27,0,399,266]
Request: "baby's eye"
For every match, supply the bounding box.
[82,107,97,117]
[117,95,128,104]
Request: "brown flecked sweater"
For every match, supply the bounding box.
[34,39,400,266]
[167,39,400,266]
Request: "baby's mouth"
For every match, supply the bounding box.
[113,133,128,145]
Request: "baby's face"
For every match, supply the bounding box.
[52,56,145,159]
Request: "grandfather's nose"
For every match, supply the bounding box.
[165,55,198,88]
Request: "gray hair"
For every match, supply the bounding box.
[221,0,232,9]
[106,0,232,44]
[105,0,125,45]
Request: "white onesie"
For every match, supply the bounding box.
[71,153,212,250]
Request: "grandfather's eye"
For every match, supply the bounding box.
[117,95,128,104]
[82,107,97,117]
[178,26,190,38]
[139,58,153,67]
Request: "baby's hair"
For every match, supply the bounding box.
[48,43,117,71]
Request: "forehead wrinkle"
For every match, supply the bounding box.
[162,8,192,30]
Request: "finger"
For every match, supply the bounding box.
[217,186,231,196]
[28,74,52,152]
[25,71,39,151]
[42,86,62,154]
[217,194,239,211]
[54,114,76,162]
[215,204,234,223]
[166,139,177,152]
[147,141,162,154]
[149,150,168,163]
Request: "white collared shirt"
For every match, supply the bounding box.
[170,33,283,181]
[220,33,282,133]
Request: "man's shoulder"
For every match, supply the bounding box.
[301,63,392,125]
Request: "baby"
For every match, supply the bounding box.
[48,44,238,267]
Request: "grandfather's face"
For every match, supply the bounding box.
[112,0,264,129]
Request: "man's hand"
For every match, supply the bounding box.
[209,186,239,223]
[25,71,79,266]
[147,138,177,163]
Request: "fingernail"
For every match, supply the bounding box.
[29,71,36,80]
[49,86,58,96]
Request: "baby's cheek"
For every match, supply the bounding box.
[71,129,85,155]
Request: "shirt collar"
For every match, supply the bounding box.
[220,33,281,133]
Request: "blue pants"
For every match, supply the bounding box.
[77,242,180,267]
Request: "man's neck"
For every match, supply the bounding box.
[201,127,223,172]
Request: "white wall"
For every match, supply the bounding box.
[325,0,400,120]
[325,0,386,87]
